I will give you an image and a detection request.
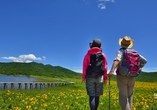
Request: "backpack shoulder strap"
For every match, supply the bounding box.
[119,48,126,60]
[126,48,137,52]
[119,48,126,53]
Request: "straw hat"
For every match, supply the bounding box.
[118,36,134,48]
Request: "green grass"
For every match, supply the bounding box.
[0,62,157,109]
[0,77,157,110]
[31,75,69,82]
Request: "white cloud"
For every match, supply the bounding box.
[98,0,115,2]
[97,0,115,10]
[83,0,115,9]
[98,0,107,2]
[1,54,46,63]
[43,56,46,61]
[98,3,106,10]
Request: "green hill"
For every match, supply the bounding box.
[111,71,157,82]
[0,62,81,78]
[135,71,157,82]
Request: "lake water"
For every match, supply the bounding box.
[0,75,36,82]
[0,75,36,89]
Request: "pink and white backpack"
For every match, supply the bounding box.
[118,48,141,77]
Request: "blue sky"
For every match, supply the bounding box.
[0,0,157,73]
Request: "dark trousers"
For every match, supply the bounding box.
[89,96,100,110]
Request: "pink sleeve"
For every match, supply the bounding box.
[103,54,108,80]
[82,53,90,80]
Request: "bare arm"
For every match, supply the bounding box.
[108,60,120,78]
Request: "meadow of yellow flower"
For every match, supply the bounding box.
[0,79,156,110]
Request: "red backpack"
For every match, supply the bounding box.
[118,48,141,77]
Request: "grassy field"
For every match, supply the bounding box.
[0,77,157,110]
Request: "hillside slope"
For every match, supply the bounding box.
[135,71,157,82]
[0,62,81,78]
[110,71,157,82]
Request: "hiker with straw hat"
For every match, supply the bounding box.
[108,36,147,110]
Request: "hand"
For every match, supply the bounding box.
[81,79,86,84]
[108,71,114,78]
[104,80,107,86]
